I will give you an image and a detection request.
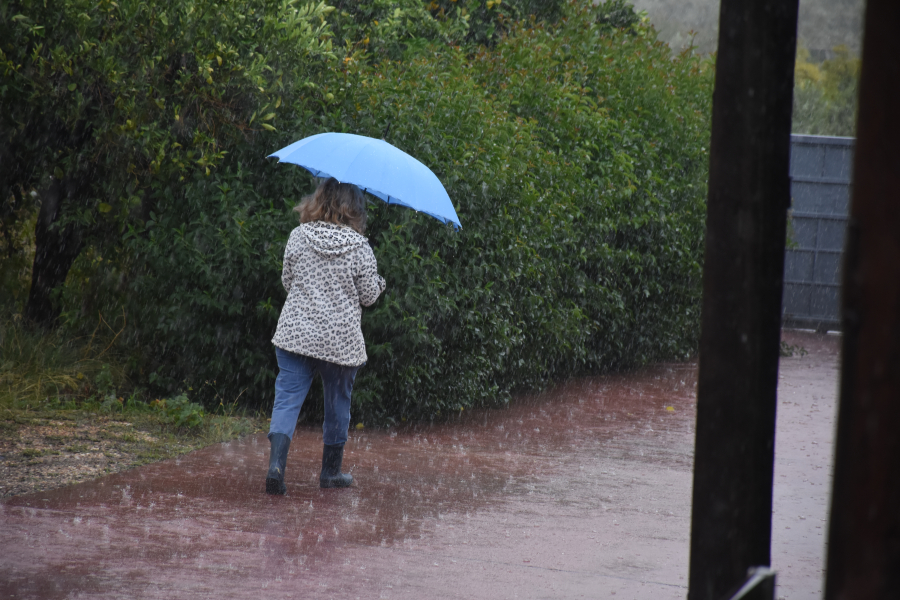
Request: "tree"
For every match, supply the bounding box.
[1,0,336,325]
[792,45,860,136]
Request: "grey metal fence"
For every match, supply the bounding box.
[782,134,854,332]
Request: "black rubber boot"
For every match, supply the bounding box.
[266,433,290,495]
[319,443,353,488]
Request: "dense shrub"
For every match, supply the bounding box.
[329,2,712,420]
[326,0,568,57]
[6,1,713,423]
[792,45,859,137]
[117,169,292,395]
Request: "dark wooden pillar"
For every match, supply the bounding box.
[687,0,799,598]
[825,0,900,598]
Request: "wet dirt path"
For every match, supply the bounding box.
[771,332,840,600]
[1,331,838,599]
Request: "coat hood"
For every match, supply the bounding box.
[301,221,367,257]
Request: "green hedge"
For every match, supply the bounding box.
[332,3,712,420]
[7,1,712,423]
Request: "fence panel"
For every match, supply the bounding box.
[783,134,854,332]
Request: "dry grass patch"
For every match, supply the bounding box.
[1,408,265,498]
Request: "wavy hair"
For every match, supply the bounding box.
[295,177,367,233]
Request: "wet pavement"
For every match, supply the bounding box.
[1,331,839,599]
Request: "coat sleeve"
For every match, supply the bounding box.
[281,229,299,292]
[354,243,386,307]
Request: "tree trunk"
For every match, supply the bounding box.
[24,179,83,326]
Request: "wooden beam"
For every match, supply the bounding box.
[688,0,799,597]
[825,0,900,597]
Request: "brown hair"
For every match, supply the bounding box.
[295,177,367,233]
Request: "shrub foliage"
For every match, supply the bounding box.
[3,1,712,423]
[792,45,859,137]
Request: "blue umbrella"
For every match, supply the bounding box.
[268,132,461,229]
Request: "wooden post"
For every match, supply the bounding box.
[825,0,900,598]
[687,0,799,598]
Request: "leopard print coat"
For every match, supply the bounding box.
[272,221,386,366]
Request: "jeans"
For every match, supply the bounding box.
[269,348,359,446]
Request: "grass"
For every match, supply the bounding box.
[0,313,117,408]
[0,313,268,498]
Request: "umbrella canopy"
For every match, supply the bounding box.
[268,133,461,228]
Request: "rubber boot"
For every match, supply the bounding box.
[319,443,353,488]
[266,433,290,495]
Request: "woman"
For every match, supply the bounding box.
[266,177,386,494]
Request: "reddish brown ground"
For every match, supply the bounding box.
[0,330,838,600]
